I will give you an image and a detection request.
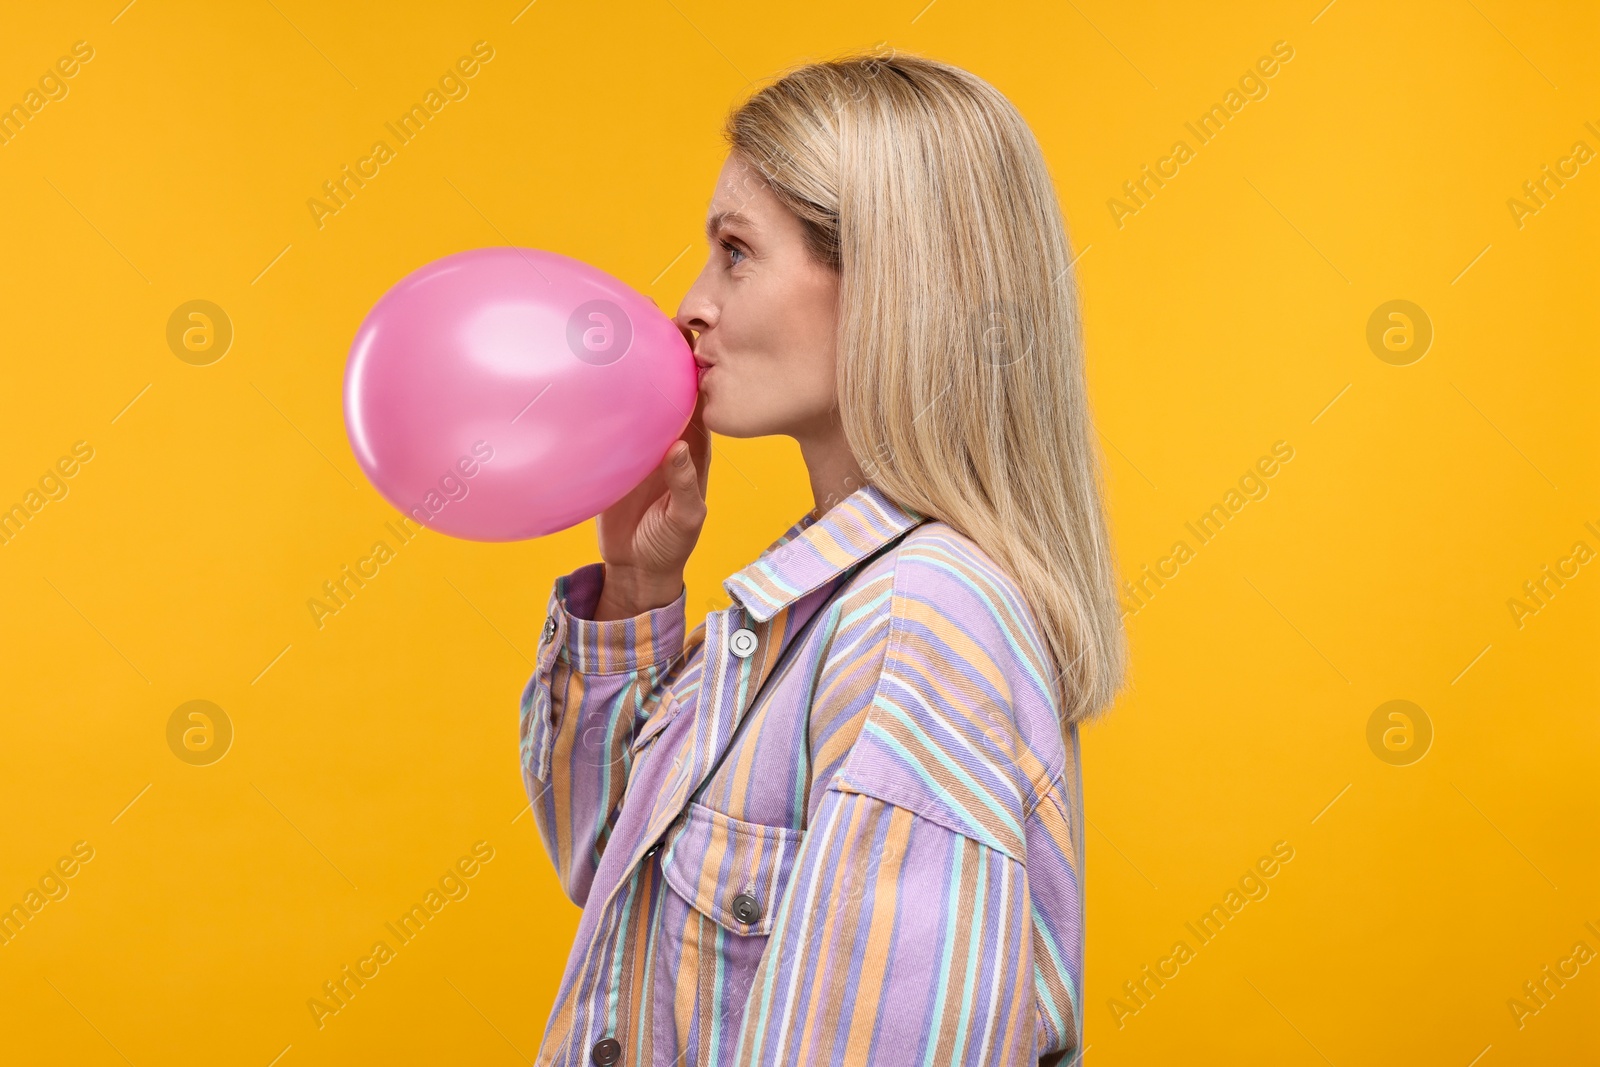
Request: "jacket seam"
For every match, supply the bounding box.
[555,644,686,677]
[1023,765,1068,823]
[851,537,914,788]
[848,529,1043,854]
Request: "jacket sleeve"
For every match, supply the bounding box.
[518,561,686,906]
[731,783,1044,1065]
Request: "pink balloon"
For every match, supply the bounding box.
[344,247,697,541]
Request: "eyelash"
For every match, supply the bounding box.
[720,240,746,267]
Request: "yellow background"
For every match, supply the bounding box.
[2,0,1595,1063]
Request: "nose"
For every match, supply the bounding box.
[674,285,716,340]
[674,307,712,339]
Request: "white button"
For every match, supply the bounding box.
[729,627,758,658]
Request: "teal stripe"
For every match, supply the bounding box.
[900,542,1056,714]
[601,878,639,1044]
[632,864,666,1058]
[709,920,727,1063]
[950,842,986,1062]
[920,837,964,1067]
[1031,902,1071,1039]
[838,584,895,631]
[741,840,791,1057]
[865,699,1022,849]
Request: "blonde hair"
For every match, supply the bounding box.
[723,48,1127,724]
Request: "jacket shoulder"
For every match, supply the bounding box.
[831,521,1067,861]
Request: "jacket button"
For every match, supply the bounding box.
[591,1037,621,1065]
[541,617,557,644]
[729,627,758,658]
[731,892,762,925]
[643,839,663,859]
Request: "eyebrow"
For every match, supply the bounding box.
[704,210,757,241]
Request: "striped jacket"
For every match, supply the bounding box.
[519,483,1085,1066]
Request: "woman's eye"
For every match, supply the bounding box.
[721,240,746,267]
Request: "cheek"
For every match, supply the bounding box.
[704,340,835,436]
[709,258,839,430]
[792,269,841,349]
[741,289,832,386]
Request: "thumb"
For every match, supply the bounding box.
[664,442,703,520]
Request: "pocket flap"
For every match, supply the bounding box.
[659,801,804,936]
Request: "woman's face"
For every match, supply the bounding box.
[675,153,841,440]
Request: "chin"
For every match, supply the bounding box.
[695,390,727,436]
[698,403,740,439]
[699,398,767,440]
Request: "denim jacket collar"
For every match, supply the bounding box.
[722,483,927,624]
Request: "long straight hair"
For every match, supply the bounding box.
[722,49,1126,724]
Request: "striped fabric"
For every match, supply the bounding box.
[519,483,1085,1065]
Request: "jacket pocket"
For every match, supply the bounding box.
[659,801,805,936]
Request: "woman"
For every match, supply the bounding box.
[520,50,1125,1066]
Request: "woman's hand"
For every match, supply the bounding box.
[593,319,709,619]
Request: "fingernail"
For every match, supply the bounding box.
[673,445,689,466]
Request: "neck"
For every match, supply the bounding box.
[795,414,867,521]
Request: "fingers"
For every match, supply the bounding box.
[679,390,709,456]
[685,391,711,495]
[664,441,706,528]
[668,441,697,491]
